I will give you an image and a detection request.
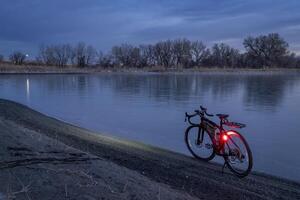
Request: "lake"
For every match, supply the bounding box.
[0,72,299,181]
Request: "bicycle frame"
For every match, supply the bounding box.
[200,116,226,155]
[188,112,234,156]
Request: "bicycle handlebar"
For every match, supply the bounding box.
[185,106,214,125]
[200,106,206,111]
[200,105,214,117]
[185,112,199,125]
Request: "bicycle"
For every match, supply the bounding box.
[184,106,253,177]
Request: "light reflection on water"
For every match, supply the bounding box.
[0,72,300,181]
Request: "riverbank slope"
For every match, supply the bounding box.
[0,99,299,200]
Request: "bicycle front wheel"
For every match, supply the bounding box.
[185,125,215,161]
[224,131,253,177]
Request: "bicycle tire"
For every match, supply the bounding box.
[185,125,215,161]
[224,131,253,178]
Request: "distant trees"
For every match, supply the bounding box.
[100,34,299,69]
[3,32,300,69]
[9,51,26,65]
[210,43,240,68]
[107,39,240,68]
[111,44,139,67]
[38,44,72,67]
[37,42,97,67]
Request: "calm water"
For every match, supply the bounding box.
[0,72,300,181]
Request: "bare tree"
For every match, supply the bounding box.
[74,43,86,67]
[130,47,141,67]
[9,51,26,65]
[73,42,97,67]
[243,33,289,68]
[86,45,97,66]
[172,38,192,68]
[37,44,72,67]
[53,44,72,67]
[210,43,240,68]
[190,41,210,67]
[111,44,134,67]
[98,51,114,68]
[153,40,174,68]
[139,44,156,67]
[37,45,55,66]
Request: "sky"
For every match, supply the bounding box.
[1,0,300,58]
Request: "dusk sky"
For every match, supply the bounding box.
[1,0,300,58]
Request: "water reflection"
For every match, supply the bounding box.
[3,73,299,111]
[83,73,299,110]
[26,78,30,102]
[242,74,298,111]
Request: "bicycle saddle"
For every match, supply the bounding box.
[216,114,229,119]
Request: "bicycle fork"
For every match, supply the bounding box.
[196,127,204,145]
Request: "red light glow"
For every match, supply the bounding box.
[222,135,228,141]
[227,131,237,136]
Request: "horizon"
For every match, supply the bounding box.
[1,0,300,58]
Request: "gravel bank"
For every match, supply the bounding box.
[0,99,299,200]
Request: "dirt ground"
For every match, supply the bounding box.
[0,99,299,200]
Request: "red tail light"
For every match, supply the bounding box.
[222,134,228,141]
[222,131,236,142]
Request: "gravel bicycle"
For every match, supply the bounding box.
[184,106,253,177]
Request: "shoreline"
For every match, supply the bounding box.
[1,69,300,75]
[1,64,300,75]
[0,99,299,199]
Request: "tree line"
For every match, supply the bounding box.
[1,33,300,68]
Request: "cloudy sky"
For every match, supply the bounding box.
[1,0,300,57]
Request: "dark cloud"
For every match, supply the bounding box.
[0,0,300,57]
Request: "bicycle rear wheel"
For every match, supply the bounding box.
[223,131,253,177]
[185,125,215,161]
